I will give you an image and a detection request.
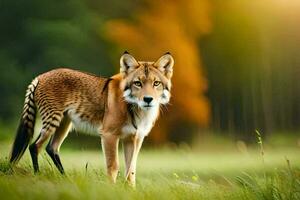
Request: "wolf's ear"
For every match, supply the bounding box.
[120,51,139,75]
[154,52,174,79]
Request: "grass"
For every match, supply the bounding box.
[0,136,300,200]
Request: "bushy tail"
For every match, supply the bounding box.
[10,78,39,165]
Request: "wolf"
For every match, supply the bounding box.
[9,51,174,186]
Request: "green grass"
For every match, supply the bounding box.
[0,140,300,200]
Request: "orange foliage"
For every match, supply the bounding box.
[105,0,212,143]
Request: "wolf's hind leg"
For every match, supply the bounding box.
[29,112,62,173]
[46,116,72,174]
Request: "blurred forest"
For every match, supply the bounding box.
[0,0,300,144]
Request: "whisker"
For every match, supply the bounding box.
[159,106,165,115]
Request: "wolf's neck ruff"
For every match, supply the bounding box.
[123,103,159,138]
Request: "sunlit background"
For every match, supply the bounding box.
[1,0,300,146]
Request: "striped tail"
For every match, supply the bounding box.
[10,78,39,164]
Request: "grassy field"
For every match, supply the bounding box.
[0,136,300,200]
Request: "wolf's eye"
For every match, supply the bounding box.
[133,81,142,87]
[153,81,161,87]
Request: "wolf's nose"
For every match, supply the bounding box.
[143,96,153,104]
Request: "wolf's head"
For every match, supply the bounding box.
[120,51,174,109]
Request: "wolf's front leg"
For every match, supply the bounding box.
[123,135,144,187]
[101,134,119,183]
